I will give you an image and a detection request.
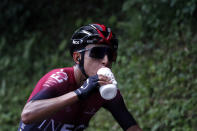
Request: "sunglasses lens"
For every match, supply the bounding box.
[89,47,114,61]
[106,48,113,61]
[89,47,105,58]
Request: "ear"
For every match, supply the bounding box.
[73,52,81,64]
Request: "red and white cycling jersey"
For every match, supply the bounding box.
[18,67,127,131]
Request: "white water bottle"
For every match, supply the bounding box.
[97,67,117,100]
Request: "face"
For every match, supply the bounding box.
[82,44,116,76]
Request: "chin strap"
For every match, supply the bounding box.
[78,52,89,78]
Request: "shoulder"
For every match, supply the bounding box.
[27,67,75,101]
[42,67,74,88]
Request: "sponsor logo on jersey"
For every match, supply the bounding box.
[37,119,86,131]
[43,69,68,87]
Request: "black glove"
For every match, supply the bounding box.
[74,75,99,100]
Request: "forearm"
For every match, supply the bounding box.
[21,91,78,124]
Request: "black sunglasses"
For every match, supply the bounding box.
[78,47,116,61]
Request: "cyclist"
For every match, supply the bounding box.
[18,23,142,131]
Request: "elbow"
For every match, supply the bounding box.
[21,110,33,124]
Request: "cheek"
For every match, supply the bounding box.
[84,56,101,76]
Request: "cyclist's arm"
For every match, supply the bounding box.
[21,74,103,124]
[103,92,142,131]
[21,88,78,124]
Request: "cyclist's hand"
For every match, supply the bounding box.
[98,74,113,86]
[74,75,99,100]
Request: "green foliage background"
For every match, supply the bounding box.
[1,0,197,131]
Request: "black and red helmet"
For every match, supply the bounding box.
[70,23,118,55]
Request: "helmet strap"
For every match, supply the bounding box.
[79,52,89,78]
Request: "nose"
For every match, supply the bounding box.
[101,55,110,66]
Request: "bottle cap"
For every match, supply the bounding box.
[97,67,117,85]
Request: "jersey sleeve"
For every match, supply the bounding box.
[103,91,137,131]
[28,68,69,101]
[29,86,57,101]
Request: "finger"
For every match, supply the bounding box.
[98,75,111,81]
[98,78,111,85]
[98,80,112,86]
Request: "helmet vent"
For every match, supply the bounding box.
[81,30,92,36]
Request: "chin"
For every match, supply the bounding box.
[89,72,97,76]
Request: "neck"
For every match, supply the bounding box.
[73,65,86,87]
